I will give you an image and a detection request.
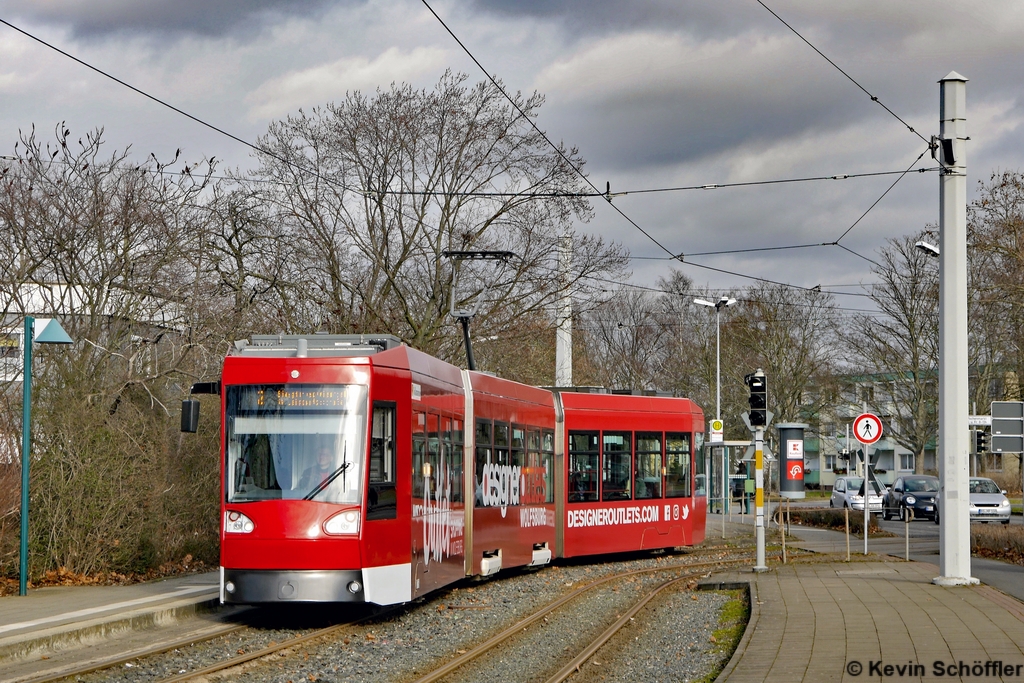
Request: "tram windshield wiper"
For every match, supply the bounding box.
[303,444,351,501]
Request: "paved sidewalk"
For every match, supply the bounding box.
[700,517,1024,682]
[0,572,219,663]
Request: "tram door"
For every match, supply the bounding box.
[411,410,466,596]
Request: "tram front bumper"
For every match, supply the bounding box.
[221,568,366,604]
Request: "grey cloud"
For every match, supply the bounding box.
[0,0,337,38]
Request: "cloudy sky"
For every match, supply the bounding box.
[0,0,1021,305]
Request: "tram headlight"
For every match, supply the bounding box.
[347,581,362,594]
[324,510,360,535]
[224,511,255,534]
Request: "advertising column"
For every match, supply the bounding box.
[777,423,808,500]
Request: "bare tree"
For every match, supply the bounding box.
[243,71,627,359]
[733,283,839,426]
[969,171,1024,489]
[0,125,222,575]
[850,234,939,474]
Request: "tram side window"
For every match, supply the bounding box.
[412,411,426,499]
[524,428,546,505]
[368,402,397,520]
[694,431,706,496]
[425,413,441,499]
[542,429,555,504]
[665,432,691,498]
[635,432,662,499]
[568,431,599,502]
[449,418,464,503]
[511,425,526,470]
[474,419,492,507]
[494,422,510,466]
[602,432,632,501]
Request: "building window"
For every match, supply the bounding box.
[825,454,836,470]
[984,453,1003,472]
[899,453,915,471]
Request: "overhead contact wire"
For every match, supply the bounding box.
[417,0,677,258]
[755,0,931,146]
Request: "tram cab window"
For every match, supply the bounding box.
[635,433,662,499]
[568,431,599,502]
[665,433,691,498]
[224,384,366,505]
[602,432,633,501]
[368,402,397,520]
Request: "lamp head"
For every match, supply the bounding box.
[693,298,715,308]
[915,240,940,258]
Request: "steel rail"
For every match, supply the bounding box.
[407,555,758,683]
[27,548,762,683]
[7,623,246,683]
[543,573,695,683]
[155,606,402,683]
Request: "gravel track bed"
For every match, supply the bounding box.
[571,584,733,683]
[441,567,709,683]
[73,545,750,683]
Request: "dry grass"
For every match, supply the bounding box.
[971,523,1024,566]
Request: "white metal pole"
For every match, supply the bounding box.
[716,306,721,421]
[554,234,573,387]
[863,443,870,555]
[722,447,727,538]
[935,72,977,586]
[754,425,767,571]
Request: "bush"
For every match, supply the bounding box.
[783,507,882,535]
[985,472,1021,496]
[971,524,1024,566]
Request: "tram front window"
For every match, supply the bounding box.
[225,384,368,504]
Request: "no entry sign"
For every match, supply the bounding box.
[853,413,883,445]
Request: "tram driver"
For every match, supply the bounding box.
[300,445,337,490]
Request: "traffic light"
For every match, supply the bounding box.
[745,370,767,426]
[976,429,989,454]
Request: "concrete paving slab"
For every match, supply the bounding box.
[0,572,218,663]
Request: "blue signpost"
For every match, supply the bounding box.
[19,316,73,596]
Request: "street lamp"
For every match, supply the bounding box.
[19,316,73,596]
[694,296,738,421]
[695,295,737,527]
[915,240,940,258]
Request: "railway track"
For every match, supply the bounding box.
[12,547,767,683]
[406,556,753,683]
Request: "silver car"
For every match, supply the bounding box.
[969,477,1011,524]
[830,476,884,512]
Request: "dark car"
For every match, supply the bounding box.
[882,475,939,521]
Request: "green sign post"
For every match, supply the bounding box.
[19,316,73,596]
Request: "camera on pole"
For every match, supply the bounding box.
[745,369,767,427]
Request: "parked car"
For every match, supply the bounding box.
[969,477,1012,524]
[882,475,939,521]
[829,476,884,512]
[933,477,1012,525]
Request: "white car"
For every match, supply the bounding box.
[830,476,884,512]
[968,477,1011,524]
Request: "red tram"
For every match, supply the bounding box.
[184,335,706,605]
